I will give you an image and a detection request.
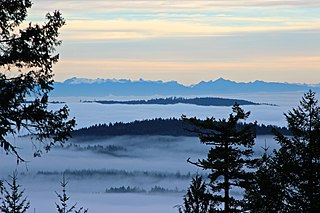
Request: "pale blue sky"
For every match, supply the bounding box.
[29,0,320,85]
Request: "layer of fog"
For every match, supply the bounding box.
[1,134,277,212]
[1,92,305,212]
[48,91,308,129]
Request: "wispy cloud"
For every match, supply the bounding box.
[32,0,320,13]
[59,19,320,41]
[29,0,320,42]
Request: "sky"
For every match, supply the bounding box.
[28,0,320,85]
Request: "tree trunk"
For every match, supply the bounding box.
[224,141,230,213]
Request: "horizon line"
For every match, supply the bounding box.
[55,76,319,87]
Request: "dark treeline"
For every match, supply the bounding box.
[56,143,127,157]
[105,186,146,193]
[37,169,195,180]
[72,118,290,138]
[24,100,65,104]
[105,185,185,194]
[84,96,261,106]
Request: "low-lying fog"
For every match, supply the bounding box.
[1,92,305,212]
[48,92,310,129]
[1,134,277,212]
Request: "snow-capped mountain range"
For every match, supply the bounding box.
[51,77,320,97]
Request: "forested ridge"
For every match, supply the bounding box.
[72,118,290,138]
[84,96,262,106]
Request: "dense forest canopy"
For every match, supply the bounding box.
[72,118,290,139]
[84,96,262,106]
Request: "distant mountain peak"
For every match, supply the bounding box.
[253,80,264,83]
[215,77,227,82]
[64,77,107,84]
[213,77,235,83]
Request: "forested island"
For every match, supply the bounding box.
[83,97,264,106]
[72,118,290,139]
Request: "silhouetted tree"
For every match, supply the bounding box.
[55,175,88,213]
[178,175,214,213]
[183,104,257,212]
[0,0,75,162]
[243,145,285,212]
[245,90,320,212]
[0,180,3,194]
[0,172,30,213]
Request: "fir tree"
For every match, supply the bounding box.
[55,175,88,213]
[178,175,214,213]
[0,180,3,194]
[245,90,320,212]
[274,90,320,211]
[0,172,30,213]
[183,104,257,212]
[244,145,285,212]
[0,0,75,162]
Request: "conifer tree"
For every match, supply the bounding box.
[245,90,320,212]
[243,146,285,212]
[0,180,3,194]
[274,90,320,211]
[183,104,257,212]
[55,175,88,213]
[178,175,213,213]
[0,0,75,162]
[0,172,30,213]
